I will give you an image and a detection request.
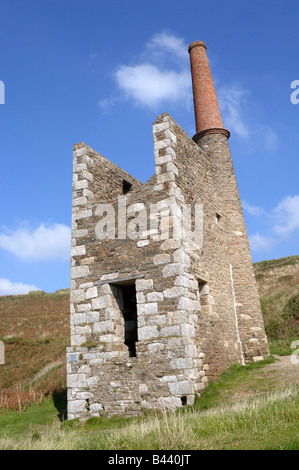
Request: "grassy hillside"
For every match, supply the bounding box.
[0,290,69,410]
[0,255,298,412]
[253,255,299,355]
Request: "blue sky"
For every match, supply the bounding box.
[0,0,298,295]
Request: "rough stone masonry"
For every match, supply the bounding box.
[66,40,269,420]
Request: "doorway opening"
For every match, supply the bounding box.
[112,282,138,357]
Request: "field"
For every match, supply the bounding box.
[0,290,69,410]
[254,255,299,355]
[0,256,298,450]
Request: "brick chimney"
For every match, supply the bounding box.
[188,41,230,143]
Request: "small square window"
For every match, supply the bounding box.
[123,180,132,194]
[198,279,207,295]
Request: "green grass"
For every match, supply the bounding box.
[0,396,62,438]
[253,254,298,362]
[190,356,277,411]
[254,255,299,271]
[255,273,265,281]
[80,387,299,450]
[1,356,298,450]
[261,290,299,341]
[269,338,298,356]
[0,385,298,450]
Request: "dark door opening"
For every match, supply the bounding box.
[116,283,138,357]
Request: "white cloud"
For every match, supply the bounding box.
[114,63,190,108]
[249,233,276,252]
[99,31,192,110]
[101,31,279,153]
[0,223,71,261]
[98,97,121,113]
[145,31,188,62]
[242,200,265,217]
[273,195,299,238]
[218,86,279,152]
[0,278,40,296]
[246,194,299,253]
[218,84,250,138]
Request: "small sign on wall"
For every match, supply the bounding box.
[68,353,79,363]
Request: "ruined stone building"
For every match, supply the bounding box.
[67,41,269,420]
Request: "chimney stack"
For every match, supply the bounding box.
[188,41,230,143]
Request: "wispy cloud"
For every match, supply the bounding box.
[218,84,250,138]
[98,96,122,113]
[259,125,279,152]
[89,52,98,61]
[273,195,299,238]
[0,278,40,296]
[244,194,299,253]
[242,200,266,217]
[0,223,71,261]
[248,233,276,252]
[218,84,279,151]
[145,31,188,62]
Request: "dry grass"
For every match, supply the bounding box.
[253,256,299,352]
[0,291,69,410]
[83,385,299,450]
[0,421,77,450]
[0,385,297,450]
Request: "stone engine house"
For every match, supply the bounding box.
[67,41,269,420]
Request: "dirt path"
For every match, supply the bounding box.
[231,355,299,401]
[258,355,299,387]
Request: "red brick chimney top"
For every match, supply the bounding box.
[188,41,207,53]
[188,41,230,142]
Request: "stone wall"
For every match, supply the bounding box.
[197,133,269,364]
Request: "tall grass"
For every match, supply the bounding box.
[82,386,298,450]
[1,386,298,450]
[0,292,69,410]
[0,421,77,450]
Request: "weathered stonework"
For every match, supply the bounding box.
[67,42,269,420]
